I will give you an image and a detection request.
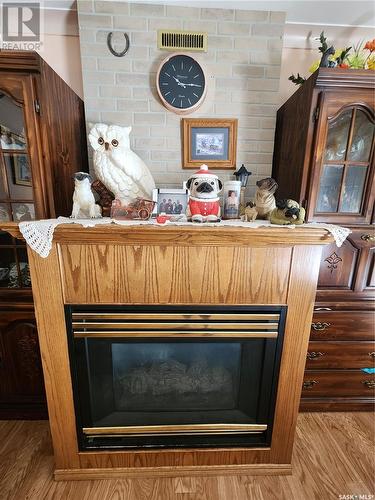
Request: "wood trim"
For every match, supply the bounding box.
[0,222,335,247]
[54,463,292,481]
[300,398,375,411]
[27,246,79,469]
[270,245,323,463]
[83,423,268,436]
[315,68,375,89]
[0,50,41,72]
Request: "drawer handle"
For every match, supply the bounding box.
[307,351,325,360]
[314,307,332,311]
[362,380,375,389]
[361,234,375,242]
[369,352,375,358]
[303,380,318,389]
[311,322,331,331]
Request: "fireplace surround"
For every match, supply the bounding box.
[66,305,286,450]
[1,223,333,478]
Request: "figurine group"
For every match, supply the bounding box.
[243,177,305,225]
[71,122,305,225]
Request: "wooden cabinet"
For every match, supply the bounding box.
[272,68,375,411]
[0,309,46,418]
[0,51,88,418]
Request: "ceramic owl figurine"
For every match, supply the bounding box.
[88,123,155,204]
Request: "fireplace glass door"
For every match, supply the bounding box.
[66,305,286,450]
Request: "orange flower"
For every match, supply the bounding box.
[364,39,375,52]
[339,63,350,69]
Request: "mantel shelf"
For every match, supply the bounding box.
[1,221,334,247]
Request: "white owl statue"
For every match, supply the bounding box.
[88,123,155,204]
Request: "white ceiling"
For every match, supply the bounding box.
[43,0,375,28]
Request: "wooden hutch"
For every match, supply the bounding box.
[0,51,88,418]
[272,68,375,411]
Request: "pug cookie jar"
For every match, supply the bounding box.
[186,165,223,223]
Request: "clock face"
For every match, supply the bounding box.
[157,54,206,114]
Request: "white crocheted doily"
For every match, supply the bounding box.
[18,217,351,258]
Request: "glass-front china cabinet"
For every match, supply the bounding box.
[272,68,375,411]
[0,51,88,418]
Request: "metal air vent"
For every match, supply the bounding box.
[157,29,207,52]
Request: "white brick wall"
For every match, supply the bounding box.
[77,0,285,196]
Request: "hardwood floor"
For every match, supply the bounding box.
[0,413,373,500]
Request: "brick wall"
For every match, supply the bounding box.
[77,1,285,197]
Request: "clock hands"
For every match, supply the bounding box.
[184,83,202,87]
[172,75,186,88]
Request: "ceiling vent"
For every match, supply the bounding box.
[157,30,207,52]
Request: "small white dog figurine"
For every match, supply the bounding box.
[71,172,102,219]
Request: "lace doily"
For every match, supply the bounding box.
[18,217,351,258]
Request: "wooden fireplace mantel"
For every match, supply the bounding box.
[2,222,334,479]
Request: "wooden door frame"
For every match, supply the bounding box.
[306,90,375,225]
[0,72,53,219]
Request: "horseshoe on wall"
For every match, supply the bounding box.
[107,32,130,57]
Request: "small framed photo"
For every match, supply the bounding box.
[13,155,32,186]
[152,188,188,216]
[11,202,35,221]
[223,181,241,219]
[182,118,238,169]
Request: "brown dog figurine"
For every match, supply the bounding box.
[255,177,278,220]
[270,199,305,225]
[243,201,258,222]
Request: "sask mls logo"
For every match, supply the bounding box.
[1,2,42,49]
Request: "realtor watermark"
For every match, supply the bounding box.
[0,1,43,50]
[339,495,374,500]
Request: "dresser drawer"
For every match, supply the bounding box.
[306,341,375,368]
[311,311,374,340]
[302,370,375,397]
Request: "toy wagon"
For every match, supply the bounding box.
[110,197,155,220]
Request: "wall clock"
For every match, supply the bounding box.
[156,53,207,115]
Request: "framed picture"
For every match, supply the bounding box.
[152,188,188,216]
[11,202,35,221]
[182,118,238,169]
[13,155,32,186]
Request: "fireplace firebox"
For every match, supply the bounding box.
[66,305,286,450]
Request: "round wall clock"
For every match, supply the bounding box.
[156,53,207,115]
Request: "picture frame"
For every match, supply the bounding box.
[182,118,238,169]
[152,188,188,216]
[13,154,32,186]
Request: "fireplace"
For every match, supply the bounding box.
[66,305,286,450]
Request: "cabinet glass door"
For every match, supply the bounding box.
[315,105,374,221]
[0,89,35,290]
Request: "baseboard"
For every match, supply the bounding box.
[54,463,292,481]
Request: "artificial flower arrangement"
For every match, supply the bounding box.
[289,32,375,85]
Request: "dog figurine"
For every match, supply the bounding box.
[186,164,223,222]
[255,177,278,220]
[270,199,305,225]
[243,201,258,222]
[71,172,102,219]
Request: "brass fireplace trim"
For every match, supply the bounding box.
[83,423,268,436]
[72,322,279,330]
[72,313,280,321]
[74,331,278,338]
